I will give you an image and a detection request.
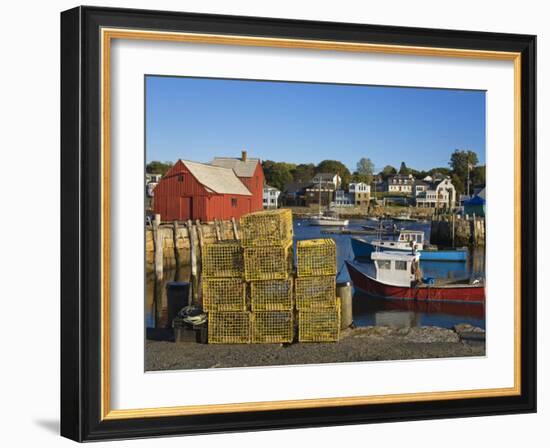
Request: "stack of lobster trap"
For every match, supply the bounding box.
[201,209,340,344]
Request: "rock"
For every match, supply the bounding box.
[404,326,460,343]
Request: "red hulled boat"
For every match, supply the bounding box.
[345,252,485,304]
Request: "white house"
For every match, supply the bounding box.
[388,174,415,194]
[311,173,342,189]
[333,189,353,207]
[415,177,456,208]
[263,185,281,209]
[349,182,371,206]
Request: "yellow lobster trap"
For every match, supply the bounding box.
[298,298,341,343]
[244,241,293,281]
[202,241,244,278]
[208,311,251,344]
[295,275,336,309]
[250,278,293,311]
[202,278,247,312]
[296,238,337,277]
[240,209,293,247]
[251,311,294,344]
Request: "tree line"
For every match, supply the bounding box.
[145,149,485,197]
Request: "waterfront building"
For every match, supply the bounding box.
[349,182,371,206]
[311,172,341,189]
[211,150,265,210]
[263,185,281,209]
[415,177,457,209]
[153,159,257,221]
[387,174,415,194]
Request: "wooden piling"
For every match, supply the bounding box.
[153,214,163,280]
[231,217,240,240]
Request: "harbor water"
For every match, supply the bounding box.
[146,217,486,330]
[293,218,486,330]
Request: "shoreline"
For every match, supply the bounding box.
[145,324,485,371]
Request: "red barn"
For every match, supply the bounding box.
[211,151,265,211]
[153,159,255,222]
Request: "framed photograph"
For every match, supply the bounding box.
[60,6,536,441]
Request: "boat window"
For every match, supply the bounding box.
[378,260,391,270]
[395,260,407,270]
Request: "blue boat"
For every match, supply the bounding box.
[351,230,468,262]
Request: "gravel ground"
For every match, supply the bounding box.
[145,325,485,371]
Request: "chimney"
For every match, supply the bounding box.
[241,150,247,162]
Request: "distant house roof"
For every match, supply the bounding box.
[414,180,429,186]
[211,157,260,177]
[181,160,252,196]
[313,173,339,180]
[264,185,280,192]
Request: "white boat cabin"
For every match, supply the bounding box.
[372,230,425,252]
[371,251,420,287]
[397,230,425,246]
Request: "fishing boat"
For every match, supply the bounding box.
[346,253,485,303]
[351,230,468,261]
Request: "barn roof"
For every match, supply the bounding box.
[211,157,260,177]
[181,160,252,196]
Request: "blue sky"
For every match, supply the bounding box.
[145,76,485,172]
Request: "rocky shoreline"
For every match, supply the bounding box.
[145,324,485,371]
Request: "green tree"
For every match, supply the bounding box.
[355,157,375,184]
[449,149,479,179]
[398,161,411,175]
[451,173,465,196]
[315,160,352,189]
[292,163,316,182]
[379,165,397,180]
[262,160,295,191]
[146,160,174,175]
[428,167,452,179]
[471,165,486,187]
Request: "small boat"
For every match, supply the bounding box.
[346,253,485,303]
[310,215,349,226]
[351,230,468,261]
[390,213,418,222]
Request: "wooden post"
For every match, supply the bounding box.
[214,219,222,241]
[195,219,204,248]
[187,220,198,304]
[153,214,163,280]
[172,220,179,270]
[231,217,240,240]
[451,213,455,248]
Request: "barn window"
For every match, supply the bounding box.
[178,174,184,182]
[231,198,238,207]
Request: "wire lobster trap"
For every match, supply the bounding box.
[250,278,293,311]
[296,238,337,277]
[244,241,293,281]
[251,311,294,344]
[298,298,341,342]
[240,209,293,247]
[295,275,336,309]
[202,241,244,278]
[202,278,247,312]
[208,311,251,344]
